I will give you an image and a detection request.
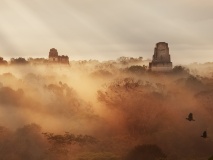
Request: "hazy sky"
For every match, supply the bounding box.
[0,0,213,64]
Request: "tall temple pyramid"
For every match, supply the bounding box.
[149,42,173,71]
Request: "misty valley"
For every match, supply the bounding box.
[0,59,213,160]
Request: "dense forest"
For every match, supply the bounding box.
[0,58,213,160]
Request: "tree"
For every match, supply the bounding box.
[126,65,147,74]
[125,144,167,160]
[209,155,213,160]
[43,132,97,156]
[185,75,205,91]
[0,124,47,160]
[10,57,28,65]
[77,152,119,160]
[97,78,167,136]
[172,65,189,75]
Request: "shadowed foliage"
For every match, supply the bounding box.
[125,145,167,160]
[43,132,97,156]
[77,152,120,160]
[125,65,147,74]
[10,57,29,65]
[172,65,189,75]
[209,155,213,160]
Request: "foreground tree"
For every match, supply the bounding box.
[209,155,213,160]
[77,152,119,160]
[0,124,47,160]
[125,144,167,160]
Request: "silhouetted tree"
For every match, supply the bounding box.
[117,57,143,65]
[90,70,113,78]
[0,124,47,160]
[126,65,147,74]
[77,152,119,160]
[209,155,213,160]
[43,132,97,156]
[125,144,167,160]
[0,87,24,106]
[10,57,28,65]
[185,75,205,91]
[172,65,189,75]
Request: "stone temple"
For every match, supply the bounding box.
[49,48,69,64]
[149,42,172,71]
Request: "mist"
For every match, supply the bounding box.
[0,60,213,160]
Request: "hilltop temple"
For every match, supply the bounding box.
[48,48,69,64]
[149,42,173,71]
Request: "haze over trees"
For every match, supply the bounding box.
[0,57,213,160]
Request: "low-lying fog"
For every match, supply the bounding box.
[0,59,213,160]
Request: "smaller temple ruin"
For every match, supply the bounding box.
[49,48,69,64]
[0,57,8,65]
[149,42,172,72]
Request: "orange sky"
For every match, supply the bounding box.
[0,0,213,65]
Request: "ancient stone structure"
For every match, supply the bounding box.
[149,42,172,71]
[48,48,69,64]
[49,48,59,62]
[58,55,69,64]
[0,57,8,65]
